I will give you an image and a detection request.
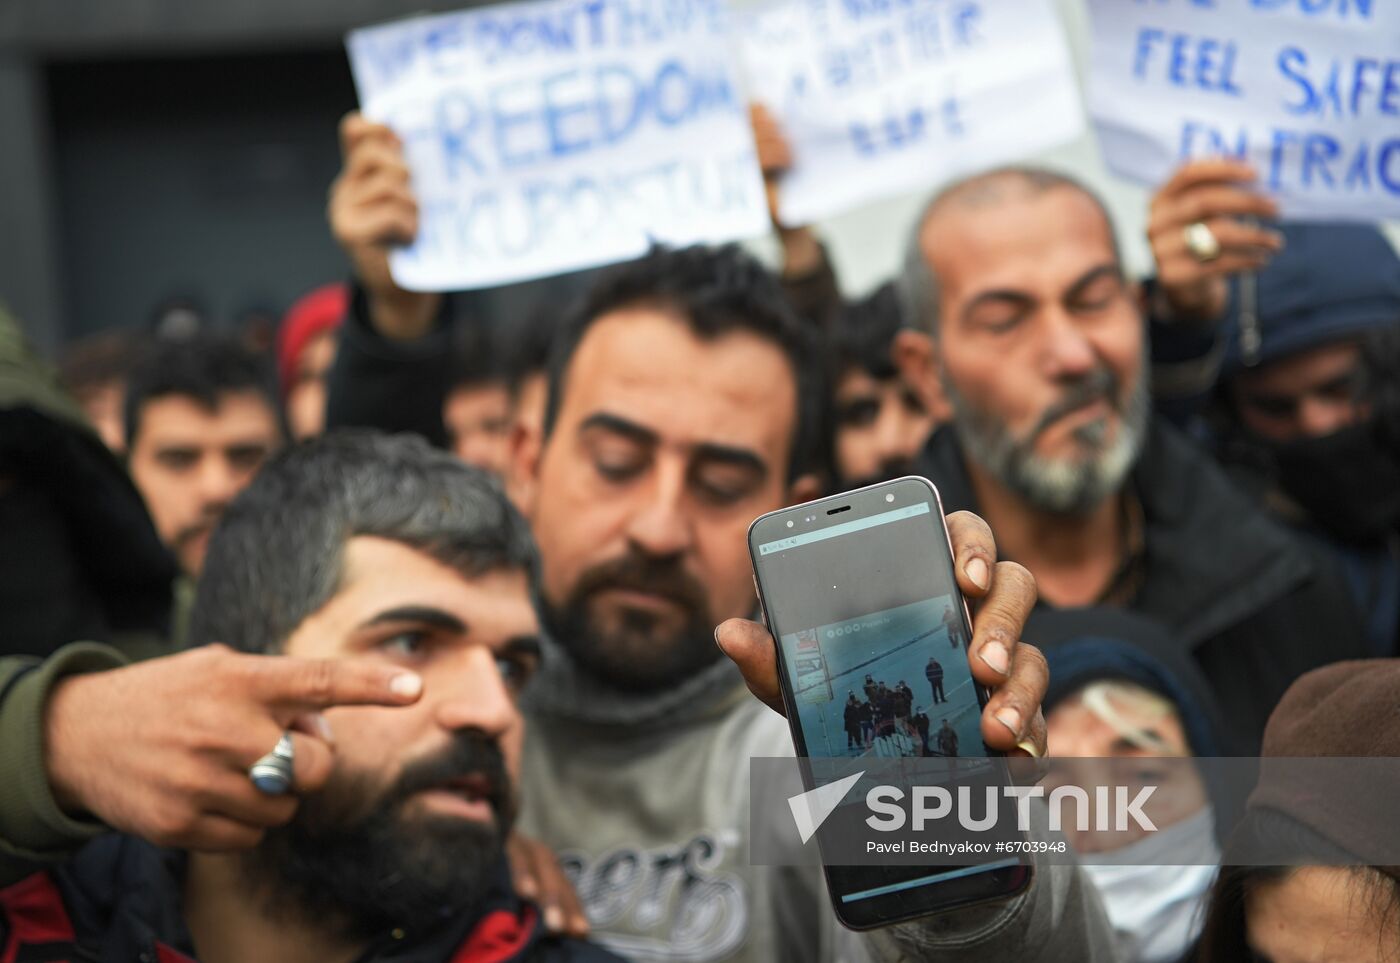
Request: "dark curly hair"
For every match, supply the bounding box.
[542,244,828,481]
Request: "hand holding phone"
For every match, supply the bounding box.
[723,502,1046,756]
[734,477,1048,928]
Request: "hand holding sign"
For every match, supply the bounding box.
[739,0,1084,225]
[345,0,769,291]
[1088,0,1400,222]
[1147,159,1285,323]
[328,113,441,341]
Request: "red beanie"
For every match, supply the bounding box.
[277,283,348,399]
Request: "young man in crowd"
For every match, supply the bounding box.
[323,114,1112,961]
[0,306,175,657]
[1144,160,1400,656]
[827,283,942,488]
[892,166,1367,752]
[442,324,517,477]
[0,433,616,962]
[125,333,284,578]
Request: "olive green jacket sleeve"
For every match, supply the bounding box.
[0,643,127,886]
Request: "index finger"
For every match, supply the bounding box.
[241,655,423,712]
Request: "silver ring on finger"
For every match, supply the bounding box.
[248,732,295,796]
[1184,221,1222,263]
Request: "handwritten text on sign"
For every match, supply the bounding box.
[1087,0,1400,221]
[347,0,769,290]
[739,0,1085,226]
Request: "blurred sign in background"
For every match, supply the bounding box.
[1,0,1396,354]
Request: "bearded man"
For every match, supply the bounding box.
[891,166,1367,753]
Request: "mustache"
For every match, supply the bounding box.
[389,733,513,825]
[570,549,710,617]
[1029,368,1119,441]
[172,504,229,550]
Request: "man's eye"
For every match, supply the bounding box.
[156,450,199,471]
[1069,277,1123,314]
[227,446,270,472]
[899,387,927,416]
[972,310,1026,335]
[1319,372,1364,401]
[496,654,538,691]
[836,398,881,428]
[694,478,747,506]
[381,631,429,656]
[595,458,644,482]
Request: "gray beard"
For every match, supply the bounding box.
[942,360,1149,516]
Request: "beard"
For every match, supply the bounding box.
[944,357,1149,516]
[243,732,515,940]
[541,547,722,693]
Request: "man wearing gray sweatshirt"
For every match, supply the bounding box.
[503,245,1115,962]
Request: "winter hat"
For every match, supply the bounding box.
[277,283,347,399]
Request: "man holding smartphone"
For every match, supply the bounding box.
[324,119,1112,961]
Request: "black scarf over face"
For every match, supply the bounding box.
[1255,420,1400,545]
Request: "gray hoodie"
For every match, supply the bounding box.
[519,640,1118,963]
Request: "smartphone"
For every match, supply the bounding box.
[748,476,1031,929]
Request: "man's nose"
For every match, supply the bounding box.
[198,454,244,505]
[624,460,693,558]
[435,648,519,739]
[874,398,912,461]
[1039,308,1097,381]
[1296,394,1356,439]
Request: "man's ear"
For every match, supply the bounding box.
[894,329,951,426]
[505,420,542,516]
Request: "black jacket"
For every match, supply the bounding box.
[325,285,457,448]
[914,422,1369,753]
[0,835,618,963]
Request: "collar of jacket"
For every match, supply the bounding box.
[915,419,1313,649]
[521,631,751,730]
[36,835,564,963]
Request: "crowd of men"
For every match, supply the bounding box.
[1,96,1399,963]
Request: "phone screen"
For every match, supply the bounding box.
[749,477,1029,927]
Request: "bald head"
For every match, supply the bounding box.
[900,167,1121,337]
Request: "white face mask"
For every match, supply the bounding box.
[1081,807,1220,963]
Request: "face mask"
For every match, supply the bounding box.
[1262,421,1400,544]
[1081,807,1219,963]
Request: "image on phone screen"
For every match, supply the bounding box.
[750,477,1029,927]
[779,595,980,765]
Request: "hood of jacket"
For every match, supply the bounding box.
[0,307,175,652]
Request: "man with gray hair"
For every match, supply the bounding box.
[890,166,1366,753]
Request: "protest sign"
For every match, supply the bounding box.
[347,0,769,291]
[738,0,1085,226]
[1087,0,1400,221]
